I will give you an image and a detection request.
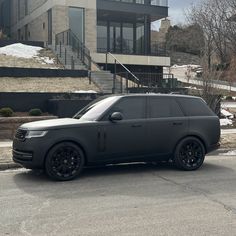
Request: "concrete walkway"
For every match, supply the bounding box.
[0,140,12,148]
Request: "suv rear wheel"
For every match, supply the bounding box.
[174,137,205,171]
[45,142,85,181]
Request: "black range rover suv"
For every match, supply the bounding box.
[13,94,220,181]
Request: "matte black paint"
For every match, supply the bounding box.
[13,94,220,170]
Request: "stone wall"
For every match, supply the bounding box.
[52,5,69,41]
[28,0,47,14]
[28,11,48,42]
[0,116,57,139]
[85,8,97,53]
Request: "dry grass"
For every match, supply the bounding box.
[0,47,63,69]
[0,147,12,164]
[0,77,100,93]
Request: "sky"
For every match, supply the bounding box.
[168,0,200,25]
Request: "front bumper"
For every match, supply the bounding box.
[12,138,48,169]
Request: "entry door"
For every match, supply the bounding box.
[97,97,148,161]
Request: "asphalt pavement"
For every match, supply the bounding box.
[1,155,236,235]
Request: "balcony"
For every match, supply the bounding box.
[97,37,168,57]
[100,0,168,7]
[97,0,168,21]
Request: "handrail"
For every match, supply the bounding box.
[107,52,140,82]
[55,29,91,70]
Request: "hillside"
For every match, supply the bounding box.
[0,43,100,93]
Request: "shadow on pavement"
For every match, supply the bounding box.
[12,161,235,200]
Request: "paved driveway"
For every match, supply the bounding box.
[1,155,236,235]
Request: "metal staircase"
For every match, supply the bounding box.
[52,30,128,94]
[54,29,91,70]
[51,29,176,94]
[91,70,125,94]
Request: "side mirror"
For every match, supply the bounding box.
[109,112,123,122]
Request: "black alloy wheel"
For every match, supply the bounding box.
[45,142,85,181]
[174,137,205,171]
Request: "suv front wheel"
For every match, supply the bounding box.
[174,137,205,171]
[45,142,85,181]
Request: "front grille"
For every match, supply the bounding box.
[15,129,27,141]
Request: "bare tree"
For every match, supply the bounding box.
[187,0,236,67]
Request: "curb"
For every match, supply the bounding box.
[0,162,21,171]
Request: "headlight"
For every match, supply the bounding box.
[25,131,48,139]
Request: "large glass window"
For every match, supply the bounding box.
[69,7,84,43]
[97,17,150,55]
[123,23,134,54]
[24,0,28,16]
[110,22,121,53]
[136,23,145,54]
[97,21,108,52]
[47,9,52,44]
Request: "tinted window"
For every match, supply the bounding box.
[178,98,214,116]
[110,97,146,120]
[74,96,120,121]
[149,97,184,118]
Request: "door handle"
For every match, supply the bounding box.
[131,124,142,128]
[173,122,183,126]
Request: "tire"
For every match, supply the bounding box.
[174,137,205,171]
[45,142,85,181]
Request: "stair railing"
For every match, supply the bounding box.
[106,52,140,93]
[55,29,91,70]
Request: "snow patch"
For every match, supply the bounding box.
[224,150,236,156]
[40,57,54,64]
[221,109,234,119]
[74,90,97,94]
[0,43,42,59]
[220,118,233,126]
[0,43,56,65]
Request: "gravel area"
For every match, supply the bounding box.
[0,147,12,165]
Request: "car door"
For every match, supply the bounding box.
[147,97,188,157]
[97,96,148,162]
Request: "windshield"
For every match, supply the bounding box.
[73,96,120,121]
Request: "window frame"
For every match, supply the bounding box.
[147,96,185,119]
[100,96,148,121]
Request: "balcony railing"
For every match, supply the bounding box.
[100,0,168,7]
[97,37,169,57]
[151,0,168,7]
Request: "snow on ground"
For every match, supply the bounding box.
[74,90,97,94]
[171,64,200,69]
[220,118,233,126]
[39,57,54,64]
[0,43,42,59]
[224,150,236,156]
[222,102,236,108]
[221,109,234,119]
[0,43,55,65]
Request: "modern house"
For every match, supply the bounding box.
[0,0,172,93]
